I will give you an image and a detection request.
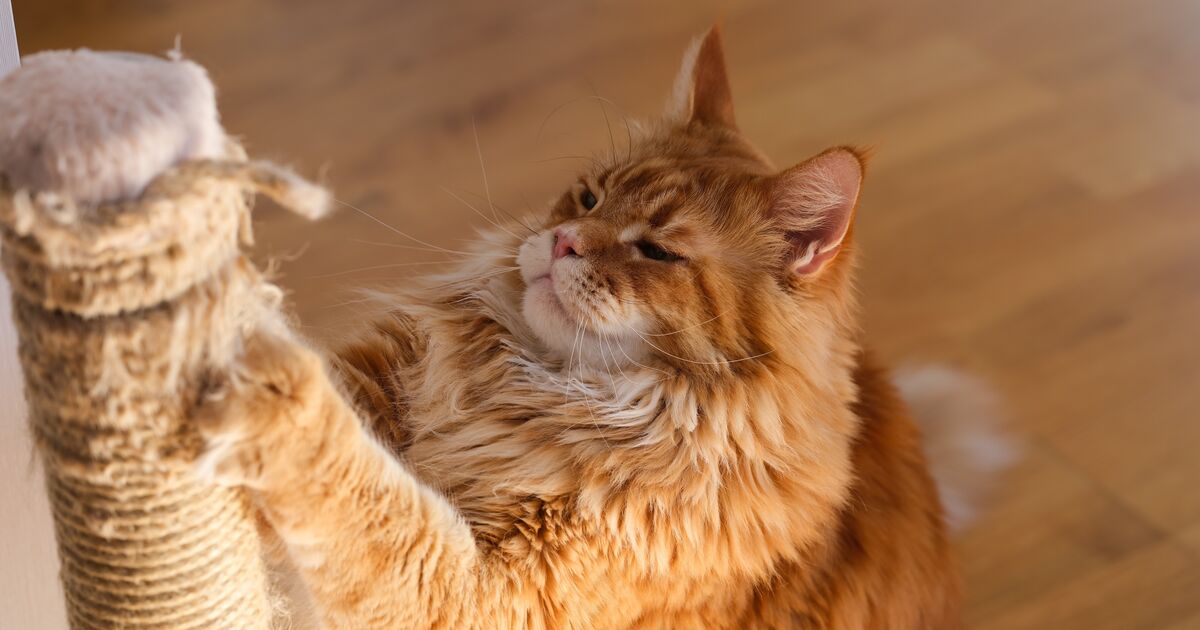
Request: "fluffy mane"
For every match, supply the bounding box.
[336,225,861,578]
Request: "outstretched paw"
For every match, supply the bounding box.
[193,332,328,488]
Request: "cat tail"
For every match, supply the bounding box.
[895,365,1019,534]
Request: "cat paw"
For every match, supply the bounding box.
[192,332,328,488]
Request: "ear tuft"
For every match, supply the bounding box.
[667,25,737,129]
[771,148,865,275]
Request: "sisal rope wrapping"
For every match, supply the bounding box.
[1,158,327,629]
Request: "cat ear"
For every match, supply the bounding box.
[770,148,865,275]
[667,25,737,129]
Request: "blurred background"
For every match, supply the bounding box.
[4,1,1200,628]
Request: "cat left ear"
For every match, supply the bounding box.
[667,25,737,129]
[770,148,865,275]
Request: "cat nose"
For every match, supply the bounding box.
[553,229,581,260]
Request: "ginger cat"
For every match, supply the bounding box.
[195,27,964,629]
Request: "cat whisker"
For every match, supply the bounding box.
[458,189,540,237]
[441,186,523,241]
[588,85,619,168]
[566,326,583,389]
[470,119,502,226]
[419,268,517,293]
[602,332,662,390]
[349,238,516,259]
[464,120,539,237]
[602,329,670,378]
[535,94,623,146]
[586,318,639,386]
[312,260,517,279]
[563,319,613,451]
[535,95,634,173]
[519,193,550,226]
[581,93,636,165]
[614,319,775,367]
[599,334,621,384]
[604,294,727,337]
[568,317,585,382]
[639,315,723,337]
[535,94,610,145]
[589,317,621,390]
[336,198,502,259]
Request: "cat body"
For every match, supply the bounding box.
[195,27,962,629]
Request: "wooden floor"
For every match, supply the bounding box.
[13,1,1200,627]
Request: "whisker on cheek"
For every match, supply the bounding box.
[599,293,726,338]
[600,329,669,378]
[605,315,774,367]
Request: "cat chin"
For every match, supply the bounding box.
[521,279,647,368]
[523,277,573,330]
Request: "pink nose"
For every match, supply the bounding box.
[553,230,580,260]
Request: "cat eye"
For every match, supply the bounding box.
[580,188,598,211]
[635,241,684,263]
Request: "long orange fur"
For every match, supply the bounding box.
[194,26,961,629]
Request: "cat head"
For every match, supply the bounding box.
[516,26,865,374]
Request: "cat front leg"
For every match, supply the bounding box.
[193,333,527,629]
[192,333,333,488]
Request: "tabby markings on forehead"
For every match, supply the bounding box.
[646,195,684,228]
[609,160,679,196]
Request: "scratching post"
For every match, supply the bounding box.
[3,165,274,629]
[0,50,328,628]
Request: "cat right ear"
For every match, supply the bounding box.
[769,148,865,276]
